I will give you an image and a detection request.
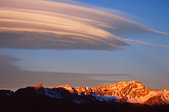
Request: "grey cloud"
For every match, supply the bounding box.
[0,54,168,90]
[0,55,133,90]
[0,32,126,50]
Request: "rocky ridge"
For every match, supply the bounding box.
[1,81,169,105]
[53,81,169,105]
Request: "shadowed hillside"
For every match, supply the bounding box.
[1,81,169,112]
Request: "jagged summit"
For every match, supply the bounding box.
[34,83,43,89]
[53,85,75,93]
[37,83,43,88]
[1,81,169,106]
[50,81,168,105]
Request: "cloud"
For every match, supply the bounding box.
[0,0,166,50]
[123,39,169,48]
[0,54,133,90]
[0,54,168,90]
[0,55,17,63]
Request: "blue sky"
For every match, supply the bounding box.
[0,0,169,90]
[76,0,169,32]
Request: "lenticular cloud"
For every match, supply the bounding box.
[0,0,163,50]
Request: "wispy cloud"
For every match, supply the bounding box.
[0,0,166,50]
[124,39,169,48]
[0,54,134,90]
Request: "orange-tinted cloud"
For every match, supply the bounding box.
[0,0,166,50]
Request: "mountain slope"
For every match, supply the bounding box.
[1,81,169,112]
[1,81,169,105]
[53,81,169,105]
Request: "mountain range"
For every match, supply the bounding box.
[1,81,169,112]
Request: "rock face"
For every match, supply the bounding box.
[52,81,169,105]
[92,81,152,103]
[0,81,169,105]
[53,85,75,93]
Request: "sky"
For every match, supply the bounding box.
[0,0,169,90]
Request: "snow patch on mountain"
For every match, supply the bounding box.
[36,88,63,99]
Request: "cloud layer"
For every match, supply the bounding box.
[0,54,134,90]
[0,0,165,50]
